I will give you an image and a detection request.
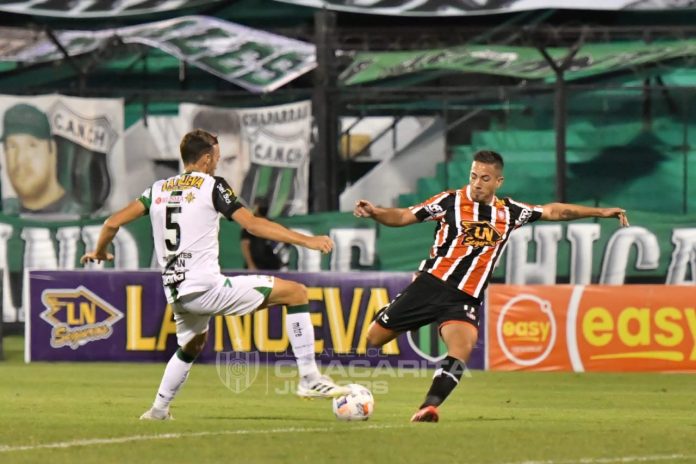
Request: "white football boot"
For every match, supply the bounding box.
[139,406,173,420]
[296,375,352,399]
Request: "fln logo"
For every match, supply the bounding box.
[40,286,123,350]
[460,220,502,248]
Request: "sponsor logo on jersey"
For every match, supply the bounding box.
[168,194,183,204]
[185,191,196,203]
[463,304,477,320]
[425,204,444,216]
[162,271,186,286]
[39,286,123,350]
[216,183,236,204]
[161,175,204,192]
[516,207,533,226]
[460,220,502,248]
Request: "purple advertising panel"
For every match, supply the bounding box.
[27,270,485,368]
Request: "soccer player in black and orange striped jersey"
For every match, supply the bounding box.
[353,150,630,423]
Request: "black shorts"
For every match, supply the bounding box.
[375,272,481,333]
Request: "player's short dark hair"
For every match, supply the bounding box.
[473,150,504,170]
[180,129,218,165]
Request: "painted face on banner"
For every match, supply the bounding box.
[216,131,247,192]
[191,108,249,193]
[4,133,56,203]
[209,143,221,175]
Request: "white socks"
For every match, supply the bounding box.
[153,349,194,411]
[285,310,320,380]
[149,310,318,412]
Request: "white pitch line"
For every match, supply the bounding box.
[2,427,691,464]
[0,424,407,453]
[504,453,693,464]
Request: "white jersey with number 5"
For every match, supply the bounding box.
[139,171,243,303]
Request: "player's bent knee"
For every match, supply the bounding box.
[287,281,308,305]
[295,282,308,298]
[446,340,475,361]
[268,278,306,306]
[365,331,381,348]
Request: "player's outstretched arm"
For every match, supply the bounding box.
[80,200,147,264]
[232,207,333,254]
[353,199,418,227]
[541,202,629,227]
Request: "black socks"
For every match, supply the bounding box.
[420,355,467,408]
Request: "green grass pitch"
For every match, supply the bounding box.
[1,335,695,464]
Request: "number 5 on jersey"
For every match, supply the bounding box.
[166,205,181,252]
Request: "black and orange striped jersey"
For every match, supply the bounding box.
[409,185,543,299]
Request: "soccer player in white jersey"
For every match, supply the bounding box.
[81,129,350,420]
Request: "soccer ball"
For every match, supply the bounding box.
[332,384,374,421]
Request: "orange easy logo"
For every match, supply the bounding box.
[496,294,557,366]
[574,287,696,371]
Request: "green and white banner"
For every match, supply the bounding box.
[2,209,695,323]
[0,0,223,18]
[3,0,689,17]
[0,94,127,219]
[180,100,311,216]
[0,16,316,93]
[342,40,696,85]
[275,0,696,17]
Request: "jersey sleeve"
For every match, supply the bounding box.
[138,187,152,214]
[408,191,453,222]
[212,177,244,220]
[506,198,543,229]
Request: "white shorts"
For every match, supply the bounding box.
[172,274,275,346]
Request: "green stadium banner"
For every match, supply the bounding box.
[2,209,696,323]
[0,1,223,17]
[0,94,127,218]
[342,40,696,85]
[275,0,696,17]
[179,101,311,215]
[0,16,315,93]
